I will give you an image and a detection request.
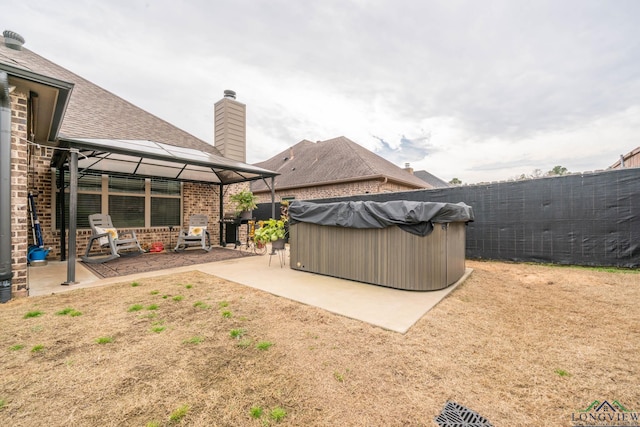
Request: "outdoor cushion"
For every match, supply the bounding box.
[188,225,206,237]
[95,227,118,246]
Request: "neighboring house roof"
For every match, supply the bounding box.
[413,170,451,188]
[0,34,217,154]
[609,146,640,169]
[251,136,433,192]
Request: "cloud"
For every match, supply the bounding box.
[415,105,640,183]
[372,131,433,165]
[3,0,640,184]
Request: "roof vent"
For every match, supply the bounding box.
[3,30,25,50]
[223,89,236,99]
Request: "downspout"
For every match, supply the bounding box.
[377,176,388,193]
[58,168,66,261]
[0,71,13,300]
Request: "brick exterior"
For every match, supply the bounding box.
[10,90,29,297]
[181,182,221,245]
[25,168,227,259]
[10,121,247,299]
[254,178,418,204]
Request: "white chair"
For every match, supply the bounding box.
[174,214,211,252]
[82,214,143,263]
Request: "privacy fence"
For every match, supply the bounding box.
[258,167,640,268]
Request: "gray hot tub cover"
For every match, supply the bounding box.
[289,200,474,236]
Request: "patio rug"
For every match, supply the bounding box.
[81,248,254,279]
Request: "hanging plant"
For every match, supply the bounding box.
[230,190,258,216]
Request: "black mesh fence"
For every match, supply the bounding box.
[262,168,640,268]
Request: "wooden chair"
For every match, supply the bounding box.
[174,214,211,252]
[82,214,143,263]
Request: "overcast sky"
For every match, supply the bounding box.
[3,0,640,183]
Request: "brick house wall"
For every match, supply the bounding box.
[253,178,420,204]
[180,182,222,246]
[25,161,228,259]
[10,89,29,297]
[13,124,245,299]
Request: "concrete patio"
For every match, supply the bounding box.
[26,247,471,334]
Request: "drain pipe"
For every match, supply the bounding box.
[0,71,13,302]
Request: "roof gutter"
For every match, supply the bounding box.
[0,63,73,142]
[253,174,428,194]
[0,71,13,301]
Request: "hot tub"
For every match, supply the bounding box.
[288,200,474,291]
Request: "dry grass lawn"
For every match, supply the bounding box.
[0,260,639,426]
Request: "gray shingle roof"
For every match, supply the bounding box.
[413,170,451,188]
[251,136,433,192]
[0,36,218,154]
[609,146,640,169]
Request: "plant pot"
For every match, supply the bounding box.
[239,210,252,220]
[271,238,286,250]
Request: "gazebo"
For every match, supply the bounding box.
[0,65,278,295]
[50,137,279,285]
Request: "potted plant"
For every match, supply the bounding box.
[254,217,288,250]
[230,189,258,219]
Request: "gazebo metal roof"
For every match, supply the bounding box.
[52,137,278,185]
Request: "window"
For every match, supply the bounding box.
[55,171,102,229]
[55,171,181,229]
[150,179,181,227]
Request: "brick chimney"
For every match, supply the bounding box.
[403,162,414,174]
[214,90,246,162]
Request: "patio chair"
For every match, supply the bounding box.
[82,214,144,263]
[174,214,211,252]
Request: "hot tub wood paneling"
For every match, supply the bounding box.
[289,222,466,291]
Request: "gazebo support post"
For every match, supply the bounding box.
[271,176,276,219]
[219,184,225,246]
[62,149,78,285]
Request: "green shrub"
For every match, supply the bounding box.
[23,310,44,319]
[270,407,287,422]
[229,329,245,339]
[31,344,45,352]
[169,404,189,422]
[250,406,263,419]
[256,341,273,351]
[193,301,209,309]
[183,336,203,345]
